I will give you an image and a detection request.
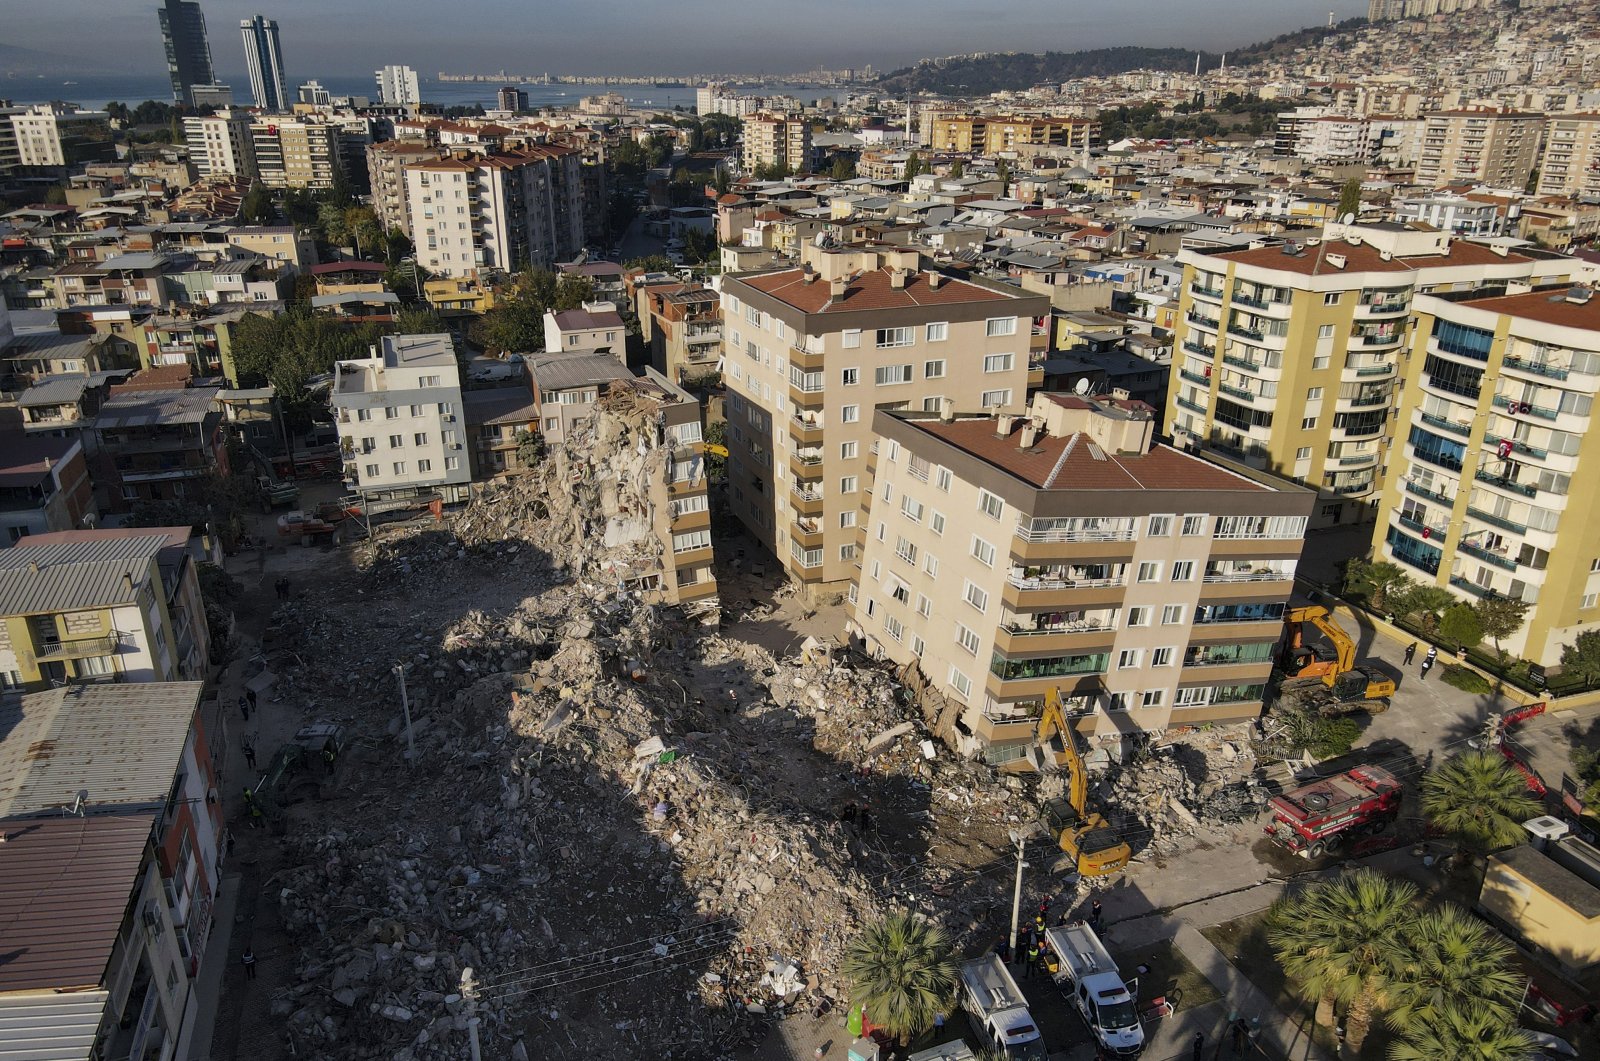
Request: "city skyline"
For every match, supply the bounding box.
[7,0,1367,80]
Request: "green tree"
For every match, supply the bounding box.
[384,228,413,268]
[1570,746,1600,806]
[1338,178,1363,218]
[1421,751,1541,854]
[1384,904,1522,1035]
[1439,604,1484,651]
[230,307,382,430]
[903,152,924,179]
[1344,559,1413,612]
[996,158,1012,186]
[241,184,275,224]
[127,470,258,549]
[1267,869,1417,1051]
[682,228,716,265]
[44,185,67,205]
[842,913,956,1047]
[1560,629,1600,685]
[395,307,443,334]
[948,158,965,178]
[829,156,857,181]
[625,254,676,273]
[1391,584,1456,634]
[1474,595,1530,662]
[470,270,594,354]
[1387,1007,1534,1061]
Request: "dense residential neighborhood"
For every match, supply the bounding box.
[4,0,1600,1059]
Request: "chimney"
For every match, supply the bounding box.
[939,397,955,422]
[995,413,1016,437]
[1492,243,1508,257]
[801,264,816,284]
[889,268,908,289]
[1020,422,1040,449]
[927,271,945,290]
[829,276,847,298]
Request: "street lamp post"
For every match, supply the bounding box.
[393,664,416,761]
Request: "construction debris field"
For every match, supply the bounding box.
[217,443,1341,1061]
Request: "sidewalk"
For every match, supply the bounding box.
[185,873,242,1060]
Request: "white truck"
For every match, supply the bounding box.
[958,954,1048,1061]
[1045,922,1145,1057]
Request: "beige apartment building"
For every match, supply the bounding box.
[1375,285,1600,667]
[182,112,256,180]
[929,115,1099,157]
[1166,223,1577,528]
[741,112,812,174]
[850,391,1312,765]
[1536,114,1600,200]
[368,139,445,238]
[720,248,1049,593]
[250,117,341,189]
[403,147,584,277]
[1413,109,1543,190]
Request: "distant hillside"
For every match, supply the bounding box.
[875,18,1370,97]
[877,48,1215,96]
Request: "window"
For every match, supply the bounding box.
[935,467,952,492]
[1313,355,1330,370]
[925,553,940,576]
[876,522,887,541]
[1147,514,1172,537]
[1323,292,1341,306]
[420,374,441,387]
[870,560,882,580]
[882,482,894,501]
[1151,647,1174,668]
[876,327,914,348]
[884,615,905,643]
[1137,562,1161,582]
[672,495,710,518]
[917,593,932,618]
[417,459,432,472]
[1118,649,1142,669]
[413,432,428,446]
[745,304,760,325]
[956,624,981,655]
[895,536,918,564]
[840,441,858,459]
[385,406,398,419]
[982,353,1015,373]
[901,495,924,522]
[963,580,988,611]
[672,528,712,552]
[839,511,856,529]
[875,364,913,385]
[1181,514,1205,536]
[1301,417,1317,430]
[1161,604,1184,625]
[840,476,858,494]
[1306,387,1323,400]
[1317,324,1335,339]
[356,408,372,422]
[1126,606,1151,627]
[986,316,1018,336]
[977,489,1004,520]
[389,434,404,448]
[843,329,861,348]
[948,666,973,699]
[924,359,946,379]
[1585,592,1598,610]
[841,404,860,424]
[841,367,859,386]
[931,511,946,535]
[393,461,406,475]
[1296,447,1312,460]
[1171,561,1195,582]
[980,389,1011,408]
[1141,689,1165,708]
[912,636,926,657]
[971,537,996,567]
[409,404,424,417]
[926,322,948,342]
[840,544,857,561]
[365,463,379,477]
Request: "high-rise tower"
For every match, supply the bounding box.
[240,14,288,112]
[158,0,216,106]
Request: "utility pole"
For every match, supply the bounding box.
[1007,830,1028,957]
[394,664,416,761]
[461,967,482,1061]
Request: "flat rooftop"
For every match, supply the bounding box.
[1457,288,1600,333]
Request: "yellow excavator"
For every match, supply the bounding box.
[1279,605,1396,714]
[1033,688,1132,877]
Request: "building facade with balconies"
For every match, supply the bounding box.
[638,282,724,386]
[1413,109,1543,190]
[1537,113,1600,201]
[331,333,472,503]
[0,530,210,690]
[719,249,1048,593]
[849,390,1313,765]
[1166,223,1577,528]
[1376,285,1600,667]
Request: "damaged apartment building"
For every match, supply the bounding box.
[847,389,1314,766]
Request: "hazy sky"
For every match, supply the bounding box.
[11,0,1370,78]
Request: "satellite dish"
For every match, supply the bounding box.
[1074,377,1091,395]
[1341,212,1356,226]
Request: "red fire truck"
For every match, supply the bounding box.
[1265,764,1402,858]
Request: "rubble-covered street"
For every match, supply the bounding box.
[213,458,1319,1061]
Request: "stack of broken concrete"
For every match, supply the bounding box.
[1103,727,1270,861]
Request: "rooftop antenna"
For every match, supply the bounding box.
[71,789,88,816]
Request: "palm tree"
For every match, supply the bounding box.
[1387,1007,1536,1060]
[1421,751,1542,854]
[1267,869,1417,1052]
[842,912,956,1046]
[1385,904,1524,1033]
[1345,559,1413,613]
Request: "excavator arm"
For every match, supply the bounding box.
[1039,688,1130,876]
[1040,687,1087,814]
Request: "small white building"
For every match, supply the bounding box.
[543,302,626,357]
[331,333,472,502]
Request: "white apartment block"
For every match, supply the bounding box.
[376,64,421,106]
[331,333,472,502]
[850,392,1313,763]
[741,113,812,174]
[719,248,1049,592]
[10,103,111,167]
[1414,109,1543,190]
[403,148,584,278]
[1537,113,1600,199]
[182,112,257,180]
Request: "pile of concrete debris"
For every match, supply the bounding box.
[1102,726,1273,862]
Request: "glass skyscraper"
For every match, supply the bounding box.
[158,0,216,106]
[240,15,288,112]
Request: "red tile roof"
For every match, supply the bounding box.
[1207,238,1531,276]
[738,267,1017,315]
[1459,288,1600,331]
[912,418,1269,492]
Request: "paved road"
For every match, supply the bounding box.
[618,212,665,263]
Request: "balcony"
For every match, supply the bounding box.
[1403,479,1455,507]
[1185,311,1219,330]
[1448,575,1493,598]
[1473,469,1537,498]
[1218,382,1255,401]
[1354,331,1403,347]
[787,378,824,409]
[789,414,824,445]
[1356,298,1409,317]
[1409,445,1463,473]
[1483,433,1546,460]
[789,344,825,370]
[1191,284,1225,302]
[1231,291,1274,310]
[1330,480,1375,496]
[1457,538,1517,572]
[994,623,1118,656]
[1222,353,1259,372]
[1466,506,1527,535]
[32,633,122,660]
[1491,395,1557,421]
[1419,373,1479,399]
[1181,339,1215,358]
[1226,322,1264,342]
[1353,362,1396,377]
[1179,368,1212,386]
[789,482,824,516]
[1002,575,1128,610]
[1341,392,1388,409]
[1395,513,1449,540]
[1418,412,1472,437]
[1502,355,1569,381]
[788,450,824,478]
[790,517,825,548]
[1175,396,1209,415]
